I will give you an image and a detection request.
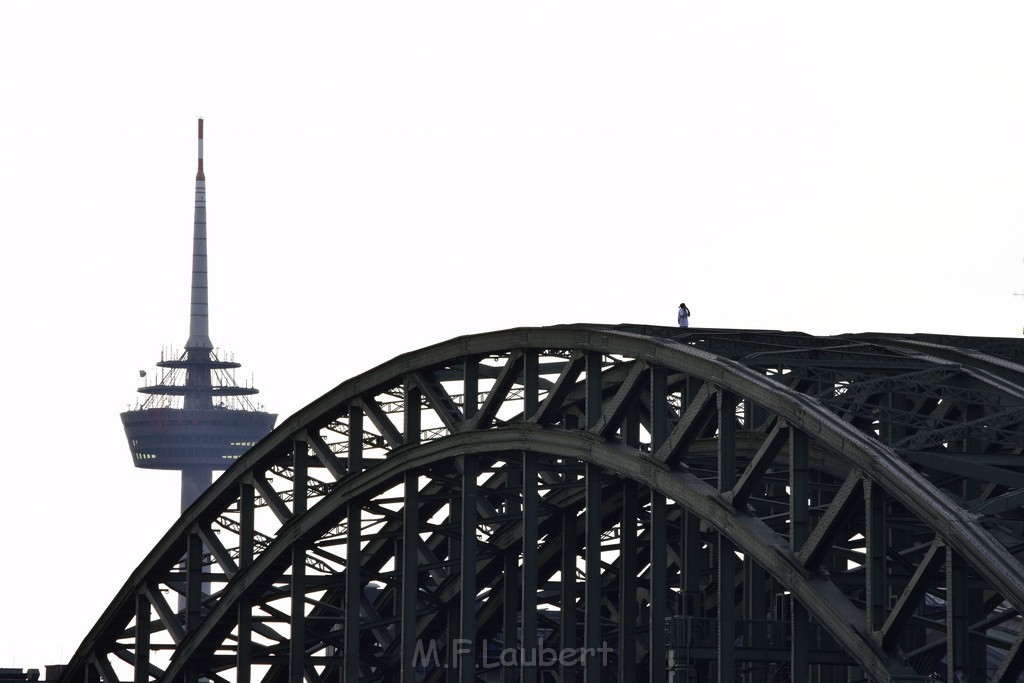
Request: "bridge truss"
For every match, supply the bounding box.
[63,325,1024,682]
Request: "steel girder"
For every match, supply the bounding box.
[62,325,1024,682]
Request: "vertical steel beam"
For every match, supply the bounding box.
[790,429,809,551]
[134,593,149,683]
[790,429,810,682]
[584,462,603,682]
[624,404,641,679]
[521,454,539,683]
[649,491,668,681]
[618,481,638,680]
[947,549,970,682]
[184,530,204,683]
[883,391,907,445]
[523,349,539,419]
[402,390,421,682]
[743,557,767,683]
[561,505,579,683]
[864,479,887,632]
[502,458,521,683]
[748,399,769,432]
[447,491,462,682]
[289,441,308,683]
[237,480,254,683]
[625,402,641,449]
[683,510,701,617]
[586,352,602,429]
[292,439,308,517]
[718,535,736,683]
[464,357,479,421]
[348,406,363,470]
[791,599,809,683]
[185,531,203,632]
[718,390,738,682]
[344,408,363,683]
[502,548,519,683]
[650,367,669,452]
[650,367,670,680]
[405,382,421,445]
[289,549,306,683]
[719,391,737,491]
[458,455,478,682]
[968,576,985,680]
[401,473,420,683]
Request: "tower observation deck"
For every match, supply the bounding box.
[121,119,276,512]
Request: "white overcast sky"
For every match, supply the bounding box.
[2,1,1024,670]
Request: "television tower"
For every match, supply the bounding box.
[121,119,277,512]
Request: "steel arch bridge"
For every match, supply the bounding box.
[63,324,1024,683]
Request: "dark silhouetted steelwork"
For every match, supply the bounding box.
[72,325,1024,681]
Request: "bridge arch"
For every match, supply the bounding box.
[65,325,1024,682]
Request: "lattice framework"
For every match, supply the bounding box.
[64,325,1024,682]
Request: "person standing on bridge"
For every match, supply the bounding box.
[678,302,691,328]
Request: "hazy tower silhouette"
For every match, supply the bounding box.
[121,119,277,512]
